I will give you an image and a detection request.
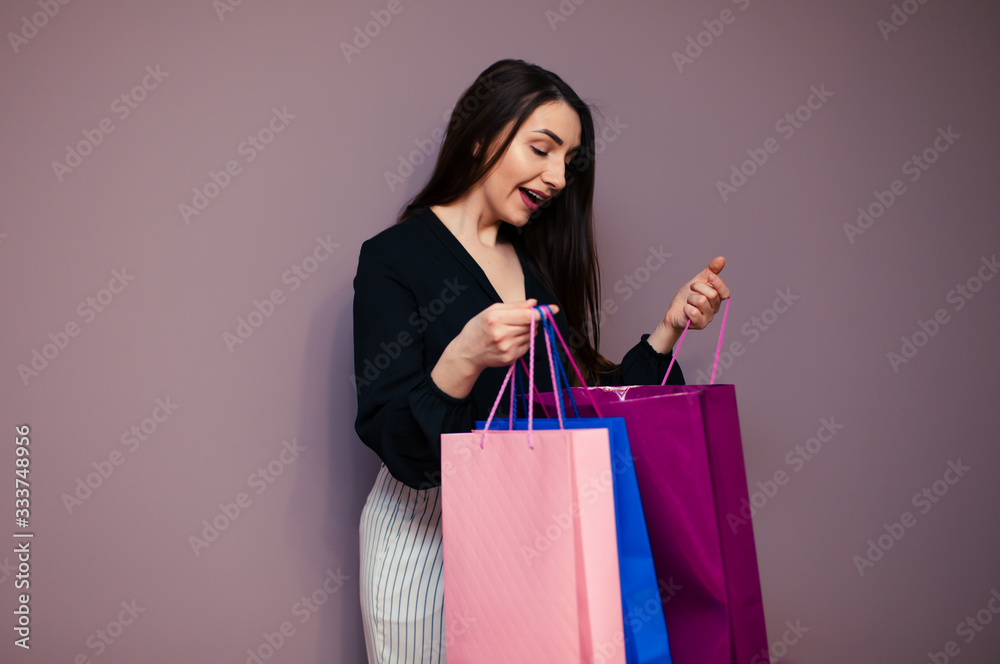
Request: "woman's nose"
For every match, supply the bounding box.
[542,162,566,192]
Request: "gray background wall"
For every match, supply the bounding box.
[1,0,998,662]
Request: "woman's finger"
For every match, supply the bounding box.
[707,272,731,300]
[510,303,561,326]
[493,299,559,314]
[683,303,705,328]
[689,281,721,312]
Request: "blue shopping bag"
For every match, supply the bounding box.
[478,306,672,664]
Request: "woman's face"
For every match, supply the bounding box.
[478,101,582,226]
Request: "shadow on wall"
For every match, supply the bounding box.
[285,278,379,662]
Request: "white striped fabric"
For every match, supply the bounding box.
[359,464,446,663]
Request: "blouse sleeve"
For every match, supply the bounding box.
[352,239,476,489]
[595,334,685,387]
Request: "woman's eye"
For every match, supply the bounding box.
[530,146,548,157]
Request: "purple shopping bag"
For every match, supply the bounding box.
[534,302,768,664]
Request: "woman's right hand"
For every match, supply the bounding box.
[430,298,559,399]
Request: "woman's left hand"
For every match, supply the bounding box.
[661,256,731,332]
[645,256,731,355]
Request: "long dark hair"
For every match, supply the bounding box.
[397,58,617,385]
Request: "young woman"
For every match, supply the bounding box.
[353,58,729,663]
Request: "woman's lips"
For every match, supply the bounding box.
[519,187,543,211]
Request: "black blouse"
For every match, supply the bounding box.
[352,205,684,489]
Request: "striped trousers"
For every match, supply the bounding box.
[359,464,446,663]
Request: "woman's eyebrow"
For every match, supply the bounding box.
[531,129,581,154]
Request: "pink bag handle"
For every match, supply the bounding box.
[538,306,604,418]
[481,308,565,449]
[480,363,517,449]
[508,358,516,431]
[518,357,553,419]
[540,308,565,428]
[661,297,731,386]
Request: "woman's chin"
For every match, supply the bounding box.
[501,212,530,227]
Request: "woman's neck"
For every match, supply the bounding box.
[430,193,506,249]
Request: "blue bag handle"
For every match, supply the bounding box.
[505,305,581,421]
[538,305,581,419]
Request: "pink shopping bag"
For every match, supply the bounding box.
[534,300,769,664]
[441,310,626,664]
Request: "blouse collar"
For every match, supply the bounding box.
[407,205,537,304]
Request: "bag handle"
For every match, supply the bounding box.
[540,306,566,429]
[538,305,581,419]
[660,296,731,386]
[537,305,605,418]
[516,356,552,419]
[480,308,566,449]
[481,295,728,444]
